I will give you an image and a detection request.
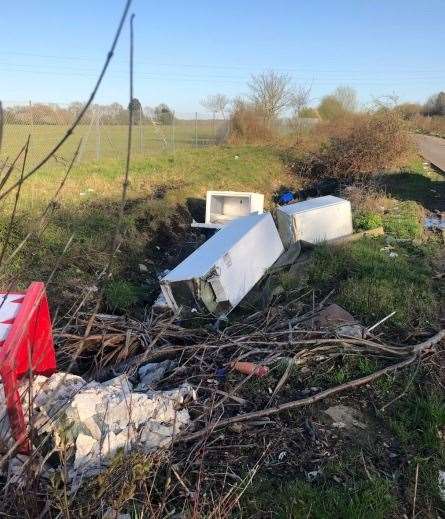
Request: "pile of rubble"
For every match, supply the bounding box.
[1,365,195,479]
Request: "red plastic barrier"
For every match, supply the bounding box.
[0,282,56,453]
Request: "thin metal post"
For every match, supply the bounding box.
[172,110,176,158]
[29,100,34,127]
[195,112,198,148]
[139,105,143,154]
[96,110,101,161]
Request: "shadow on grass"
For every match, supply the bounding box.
[379,171,445,212]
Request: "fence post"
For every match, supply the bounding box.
[29,100,34,127]
[139,105,143,154]
[195,112,198,148]
[172,110,176,158]
[95,110,101,161]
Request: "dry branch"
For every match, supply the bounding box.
[179,355,417,443]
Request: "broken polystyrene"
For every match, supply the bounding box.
[276,196,353,247]
[161,213,284,316]
[191,191,264,229]
[0,372,195,478]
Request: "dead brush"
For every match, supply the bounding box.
[292,111,415,181]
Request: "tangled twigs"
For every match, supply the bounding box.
[178,355,418,443]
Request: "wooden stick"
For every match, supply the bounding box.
[179,355,417,443]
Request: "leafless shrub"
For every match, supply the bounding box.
[228,101,274,143]
[295,111,414,180]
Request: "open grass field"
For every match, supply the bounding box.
[1,120,227,167]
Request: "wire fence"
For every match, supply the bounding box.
[0,101,231,169]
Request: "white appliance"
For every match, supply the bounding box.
[161,212,283,316]
[191,191,264,229]
[276,195,353,247]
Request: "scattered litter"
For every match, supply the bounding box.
[278,451,287,461]
[424,215,445,231]
[306,469,322,482]
[315,304,363,338]
[278,191,295,205]
[234,155,239,160]
[161,213,284,316]
[191,190,264,229]
[137,360,176,388]
[389,252,398,258]
[276,195,353,247]
[231,361,269,378]
[324,405,367,430]
[138,263,149,272]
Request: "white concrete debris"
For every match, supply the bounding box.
[276,195,353,247]
[191,190,264,229]
[0,370,195,477]
[161,212,284,316]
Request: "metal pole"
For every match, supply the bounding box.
[29,100,34,127]
[96,110,101,161]
[172,110,176,158]
[139,105,143,154]
[195,112,198,148]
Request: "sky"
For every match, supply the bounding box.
[1,0,444,114]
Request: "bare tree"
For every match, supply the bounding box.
[332,86,358,112]
[247,70,294,120]
[290,85,312,117]
[200,94,230,118]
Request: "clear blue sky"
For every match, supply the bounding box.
[1,0,444,114]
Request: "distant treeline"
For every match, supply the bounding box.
[4,99,177,126]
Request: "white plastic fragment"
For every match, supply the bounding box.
[276,195,353,247]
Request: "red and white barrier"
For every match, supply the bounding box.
[0,282,56,453]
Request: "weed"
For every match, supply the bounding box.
[104,279,140,313]
[382,201,423,239]
[353,211,383,231]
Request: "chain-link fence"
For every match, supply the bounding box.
[0,101,230,168]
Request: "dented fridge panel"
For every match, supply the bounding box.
[276,195,353,247]
[160,212,284,316]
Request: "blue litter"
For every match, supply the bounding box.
[278,192,294,204]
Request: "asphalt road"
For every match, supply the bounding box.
[413,133,445,172]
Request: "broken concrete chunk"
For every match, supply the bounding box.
[161,212,284,316]
[316,304,363,338]
[324,405,367,430]
[276,195,353,247]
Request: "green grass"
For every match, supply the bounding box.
[242,477,397,519]
[0,145,295,309]
[1,120,224,167]
[382,200,423,239]
[353,211,383,231]
[306,238,439,334]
